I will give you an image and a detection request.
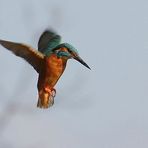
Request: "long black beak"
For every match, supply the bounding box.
[74,56,91,70]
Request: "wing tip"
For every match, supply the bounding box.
[42,28,58,36]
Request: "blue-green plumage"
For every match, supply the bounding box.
[54,43,78,54]
[56,50,71,58]
[38,30,61,56]
[38,30,79,57]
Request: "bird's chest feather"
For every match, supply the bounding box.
[45,55,66,86]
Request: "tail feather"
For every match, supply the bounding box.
[37,89,55,109]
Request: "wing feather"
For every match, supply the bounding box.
[38,30,61,56]
[0,40,44,73]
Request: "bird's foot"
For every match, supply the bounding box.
[44,87,56,98]
[37,88,56,109]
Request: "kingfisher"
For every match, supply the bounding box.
[0,30,90,109]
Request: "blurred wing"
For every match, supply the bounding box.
[0,40,44,73]
[38,30,61,56]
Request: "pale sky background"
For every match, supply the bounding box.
[0,0,148,148]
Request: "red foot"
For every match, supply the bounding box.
[44,87,56,98]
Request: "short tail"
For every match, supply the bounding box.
[37,89,56,109]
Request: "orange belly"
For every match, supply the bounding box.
[38,54,67,91]
[45,55,66,87]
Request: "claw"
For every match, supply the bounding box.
[51,88,56,98]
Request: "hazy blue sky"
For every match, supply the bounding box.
[0,0,148,148]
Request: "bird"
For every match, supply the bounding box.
[0,30,90,109]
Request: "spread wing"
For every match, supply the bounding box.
[38,29,61,56]
[0,40,44,73]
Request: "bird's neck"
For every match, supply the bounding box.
[46,54,68,68]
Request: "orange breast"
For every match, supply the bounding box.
[44,54,67,87]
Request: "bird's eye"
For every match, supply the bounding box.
[67,49,72,53]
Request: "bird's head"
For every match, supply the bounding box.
[53,43,91,69]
